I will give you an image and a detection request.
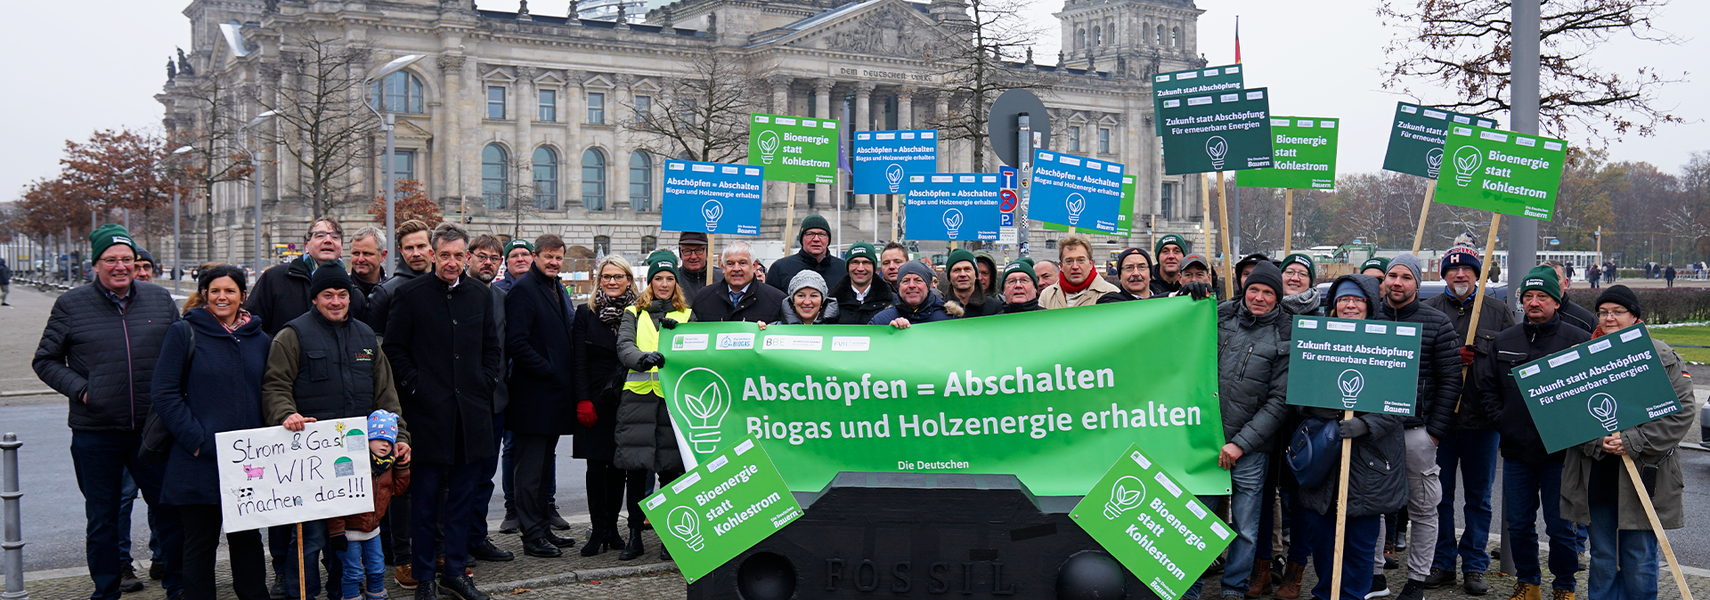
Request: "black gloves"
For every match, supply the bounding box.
[661,317,679,329]
[328,533,347,553]
[1339,417,1369,439]
[639,352,666,370]
[1182,282,1214,301]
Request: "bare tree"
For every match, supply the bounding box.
[256,33,380,218]
[485,160,543,240]
[1378,0,1685,142]
[165,76,255,262]
[925,0,1050,171]
[624,50,766,163]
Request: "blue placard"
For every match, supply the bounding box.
[904,173,1002,241]
[1029,150,1124,234]
[852,130,939,195]
[662,160,764,235]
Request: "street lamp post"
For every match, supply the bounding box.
[240,112,278,272]
[166,145,193,294]
[364,55,426,248]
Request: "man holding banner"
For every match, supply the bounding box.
[1040,234,1118,309]
[766,215,845,294]
[1151,234,1190,297]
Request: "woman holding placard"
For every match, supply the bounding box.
[148,265,271,600]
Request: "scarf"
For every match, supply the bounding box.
[371,451,396,476]
[220,310,252,333]
[1058,272,1096,295]
[593,288,638,333]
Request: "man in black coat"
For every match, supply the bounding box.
[464,234,516,563]
[503,234,581,558]
[246,217,368,337]
[363,219,434,336]
[34,224,185,600]
[1547,261,1597,334]
[831,242,895,324]
[766,214,845,293]
[1477,267,1589,600]
[383,223,503,600]
[691,240,786,323]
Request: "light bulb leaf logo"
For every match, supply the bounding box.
[1426,148,1445,179]
[943,208,964,238]
[1205,136,1229,170]
[1066,193,1086,225]
[1103,475,1147,520]
[671,368,733,454]
[701,200,724,231]
[757,130,780,164]
[886,164,905,193]
[1452,145,1482,186]
[1337,369,1364,409]
[667,505,704,552]
[1588,393,1619,432]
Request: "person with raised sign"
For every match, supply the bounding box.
[782,270,840,324]
[1476,266,1590,600]
[1041,234,1119,309]
[767,214,846,293]
[1097,248,1153,303]
[1560,285,1694,600]
[940,249,1004,317]
[615,250,695,561]
[831,242,895,325]
[1000,262,1044,313]
[1151,234,1190,297]
[691,241,786,324]
[868,261,951,327]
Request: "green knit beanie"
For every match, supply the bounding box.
[1359,257,1390,274]
[89,224,137,262]
[1280,253,1317,282]
[505,238,534,255]
[1155,234,1190,257]
[798,214,830,240]
[945,249,976,273]
[846,241,877,265]
[644,250,680,283]
[1521,265,1562,303]
[1002,261,1038,285]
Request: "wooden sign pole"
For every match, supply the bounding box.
[707,233,716,284]
[1200,174,1214,266]
[1455,213,1502,413]
[296,523,307,600]
[1216,171,1234,299]
[891,194,900,243]
[1411,186,1437,254]
[783,182,798,245]
[1282,189,1294,255]
[1623,454,1694,600]
[1329,409,1354,600]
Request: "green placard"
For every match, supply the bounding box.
[1159,88,1273,175]
[659,297,1231,496]
[640,436,804,584]
[1042,174,1135,236]
[1512,324,1680,454]
[1286,316,1423,415]
[1151,64,1244,136]
[1432,124,1566,221]
[747,113,839,184]
[1070,444,1234,600]
[1237,117,1339,190]
[1381,102,1499,180]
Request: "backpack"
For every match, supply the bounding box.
[138,324,193,463]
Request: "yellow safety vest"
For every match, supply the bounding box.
[622,304,693,395]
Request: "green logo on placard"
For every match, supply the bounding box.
[1513,324,1682,453]
[1071,445,1234,600]
[747,113,839,184]
[671,367,734,454]
[1286,317,1423,416]
[1159,88,1273,175]
[1432,125,1567,221]
[1239,117,1340,190]
[640,437,804,584]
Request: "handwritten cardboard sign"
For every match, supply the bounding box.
[216,417,374,532]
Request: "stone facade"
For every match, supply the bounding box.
[158,0,1208,265]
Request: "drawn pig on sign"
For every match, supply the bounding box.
[243,465,265,480]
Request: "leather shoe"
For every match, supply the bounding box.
[439,573,489,600]
[468,537,514,562]
[413,578,439,600]
[522,538,561,558]
[119,564,145,593]
[546,532,578,548]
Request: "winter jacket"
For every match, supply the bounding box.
[680,266,724,306]
[1215,299,1291,454]
[1039,276,1121,309]
[941,289,1004,318]
[831,278,896,325]
[383,273,503,466]
[361,263,427,336]
[867,292,953,325]
[1556,295,1597,335]
[1561,337,1694,530]
[1281,288,1322,317]
[690,281,787,324]
[328,458,411,536]
[767,249,846,295]
[782,297,841,324]
[0,259,11,285]
[571,303,626,462]
[352,268,386,298]
[261,313,407,444]
[35,281,181,431]
[1479,314,1592,464]
[1423,288,1515,430]
[1150,276,1183,298]
[1377,298,1461,439]
[244,257,368,337]
[614,305,688,473]
[504,267,578,436]
[1095,289,1150,304]
[150,308,269,506]
[488,282,510,414]
[1002,298,1044,313]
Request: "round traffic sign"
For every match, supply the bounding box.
[999,189,1018,212]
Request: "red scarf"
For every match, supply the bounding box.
[1058,273,1096,295]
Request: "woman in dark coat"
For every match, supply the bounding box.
[572,256,642,557]
[615,250,693,561]
[150,265,271,600]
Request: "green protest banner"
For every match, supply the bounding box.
[1237,117,1339,190]
[1512,324,1680,454]
[1042,174,1135,236]
[640,436,803,584]
[747,113,839,184]
[1287,317,1422,416]
[1381,102,1499,180]
[1151,64,1244,136]
[658,297,1230,496]
[1071,445,1234,600]
[1432,124,1567,221]
[1159,88,1273,175]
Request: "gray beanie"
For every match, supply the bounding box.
[787,270,829,298]
[897,261,935,286]
[1388,253,1423,282]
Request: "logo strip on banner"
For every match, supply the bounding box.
[662,159,765,235]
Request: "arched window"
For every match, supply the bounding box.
[1076,28,1086,50]
[641,235,657,254]
[1156,25,1164,45]
[482,144,508,208]
[1093,26,1102,46]
[1171,26,1180,47]
[1143,23,1151,45]
[374,71,425,114]
[582,148,607,210]
[629,152,653,211]
[533,147,559,210]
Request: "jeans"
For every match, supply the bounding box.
[70,429,184,600]
[338,537,388,600]
[1586,498,1658,600]
[1503,458,1582,591]
[1187,450,1267,598]
[278,520,331,599]
[1433,428,1499,574]
[178,504,267,600]
[411,461,484,581]
[116,468,161,567]
[1300,509,1378,600]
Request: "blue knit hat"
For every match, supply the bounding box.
[368,410,399,445]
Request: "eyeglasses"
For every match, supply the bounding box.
[309,231,342,241]
[1596,309,1631,318]
[1120,263,1150,273]
[99,257,136,267]
[1336,297,1368,305]
[599,274,630,282]
[1061,257,1092,266]
[473,253,502,263]
[802,232,830,240]
[680,247,707,255]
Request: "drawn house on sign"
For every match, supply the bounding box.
[344,429,366,454]
[334,456,355,478]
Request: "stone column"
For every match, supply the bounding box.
[614,74,635,210]
[814,79,836,213]
[896,87,914,129]
[934,91,951,171]
[770,75,794,114]
[515,66,537,169]
[437,53,467,212]
[853,82,874,132]
[567,70,586,208]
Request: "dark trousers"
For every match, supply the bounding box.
[1301,509,1379,600]
[411,461,483,581]
[1433,428,1500,574]
[511,433,561,542]
[1503,458,1582,591]
[584,460,645,539]
[269,522,340,598]
[70,429,184,600]
[178,504,267,600]
[472,413,505,542]
[386,492,412,565]
[501,431,556,518]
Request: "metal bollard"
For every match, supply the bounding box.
[1,432,26,600]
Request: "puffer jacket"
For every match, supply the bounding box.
[34,281,181,431]
[1377,298,1461,439]
[782,297,841,324]
[1561,337,1694,530]
[1423,288,1514,430]
[1216,298,1291,454]
[1479,314,1592,464]
[613,304,685,473]
[867,292,952,325]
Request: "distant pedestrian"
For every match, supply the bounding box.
[1588,264,1601,289]
[0,256,11,305]
[1664,264,1676,287]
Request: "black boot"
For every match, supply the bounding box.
[618,527,645,561]
[581,523,606,557]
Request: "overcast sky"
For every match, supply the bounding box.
[2,0,1702,201]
